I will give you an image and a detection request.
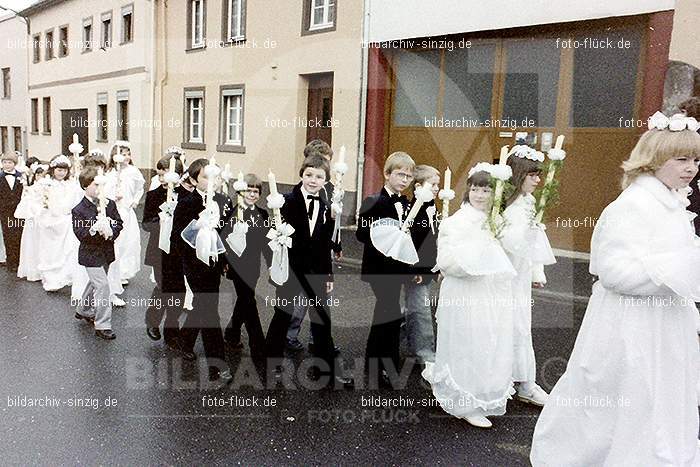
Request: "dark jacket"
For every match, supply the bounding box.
[0,170,23,218]
[356,187,411,281]
[220,203,272,286]
[171,189,233,291]
[279,182,334,283]
[72,197,124,267]
[408,199,438,278]
[142,185,189,292]
[689,172,700,236]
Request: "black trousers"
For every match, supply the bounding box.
[224,270,265,355]
[145,261,183,342]
[265,272,335,377]
[1,214,22,269]
[366,276,404,374]
[180,265,225,371]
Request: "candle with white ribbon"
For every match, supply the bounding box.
[535,135,566,224]
[490,146,509,221]
[441,167,451,219]
[167,156,176,203]
[236,171,245,222]
[268,169,282,227]
[206,157,216,208]
[68,133,84,179]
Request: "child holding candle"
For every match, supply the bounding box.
[265,155,353,388]
[171,158,234,385]
[107,143,145,285]
[220,173,271,359]
[142,156,186,347]
[403,165,440,365]
[531,113,700,466]
[72,166,124,340]
[356,151,415,388]
[423,165,516,429]
[36,155,83,291]
[501,146,556,406]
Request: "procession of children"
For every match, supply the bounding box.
[1,105,699,465]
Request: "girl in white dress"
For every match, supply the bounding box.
[530,114,700,466]
[36,155,83,291]
[501,147,556,406]
[423,166,517,429]
[106,143,144,283]
[15,168,46,281]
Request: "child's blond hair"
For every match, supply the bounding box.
[1,151,18,164]
[384,151,415,175]
[621,128,700,188]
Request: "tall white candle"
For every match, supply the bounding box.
[268,170,278,196]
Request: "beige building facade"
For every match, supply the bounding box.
[153,0,365,198]
[0,12,28,156]
[21,0,155,166]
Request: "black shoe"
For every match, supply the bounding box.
[177,340,197,361]
[165,338,180,352]
[74,312,95,325]
[209,368,234,385]
[146,327,161,341]
[95,329,116,340]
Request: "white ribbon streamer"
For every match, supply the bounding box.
[226,221,249,256]
[266,223,295,285]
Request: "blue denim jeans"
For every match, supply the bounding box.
[404,280,435,363]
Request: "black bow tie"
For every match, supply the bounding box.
[389,194,407,203]
[307,194,321,220]
[3,171,18,177]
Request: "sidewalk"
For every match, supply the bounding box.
[335,226,593,305]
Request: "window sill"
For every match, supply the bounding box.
[216,143,245,153]
[222,36,246,46]
[82,49,92,54]
[186,44,207,53]
[30,131,39,135]
[120,40,133,45]
[302,23,336,36]
[96,138,108,143]
[42,132,52,136]
[182,142,206,150]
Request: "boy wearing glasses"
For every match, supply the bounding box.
[220,174,272,359]
[356,151,416,388]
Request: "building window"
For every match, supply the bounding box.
[303,0,336,34]
[187,0,206,50]
[117,90,129,141]
[83,18,93,52]
[45,30,54,60]
[218,85,244,152]
[223,0,245,42]
[0,127,7,154]
[97,93,108,142]
[121,4,133,44]
[101,11,113,49]
[43,97,51,134]
[13,127,22,153]
[183,88,205,149]
[58,25,69,57]
[1,68,9,99]
[32,34,41,63]
[31,98,39,134]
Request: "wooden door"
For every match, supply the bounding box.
[306,73,334,145]
[61,109,89,157]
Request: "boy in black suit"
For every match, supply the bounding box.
[0,152,25,271]
[72,166,124,340]
[220,173,272,358]
[142,156,187,347]
[171,158,234,385]
[265,155,353,388]
[356,151,416,387]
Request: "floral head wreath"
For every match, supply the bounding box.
[50,154,72,168]
[468,162,512,181]
[165,146,185,157]
[648,111,700,132]
[507,145,545,163]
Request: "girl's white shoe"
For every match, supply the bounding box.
[466,416,492,429]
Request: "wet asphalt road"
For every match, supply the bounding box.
[0,233,587,466]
